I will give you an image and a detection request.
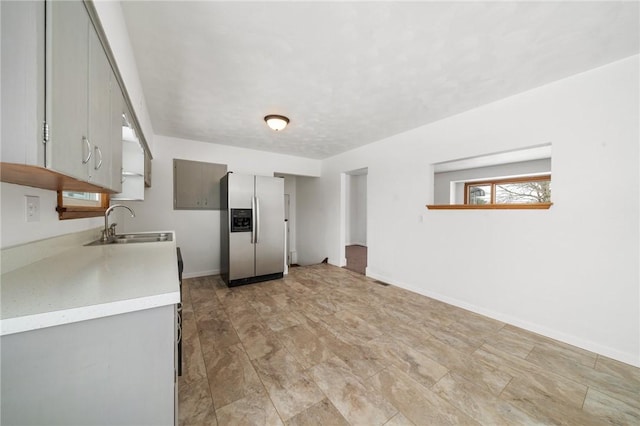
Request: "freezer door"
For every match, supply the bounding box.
[255,176,285,276]
[228,174,256,281]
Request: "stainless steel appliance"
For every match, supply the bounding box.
[220,173,285,286]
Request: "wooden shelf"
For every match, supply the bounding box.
[1,162,116,194]
[426,203,553,210]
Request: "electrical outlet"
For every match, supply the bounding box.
[25,195,40,222]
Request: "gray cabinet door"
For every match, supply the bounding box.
[174,159,203,209]
[255,176,285,277]
[0,1,45,166]
[1,306,176,425]
[110,74,124,193]
[88,28,112,187]
[174,159,226,209]
[48,0,90,181]
[47,0,125,192]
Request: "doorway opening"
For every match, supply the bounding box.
[275,173,299,269]
[343,168,368,275]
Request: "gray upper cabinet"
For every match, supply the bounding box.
[1,0,139,194]
[48,0,120,190]
[47,0,91,182]
[174,160,227,210]
[110,74,124,194]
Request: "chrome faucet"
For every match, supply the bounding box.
[102,204,136,242]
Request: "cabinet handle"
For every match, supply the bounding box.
[176,315,182,344]
[82,137,92,164]
[94,146,103,170]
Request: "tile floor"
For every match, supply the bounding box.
[179,264,640,425]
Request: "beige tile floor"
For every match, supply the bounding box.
[179,264,640,425]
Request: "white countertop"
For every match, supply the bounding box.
[0,232,180,336]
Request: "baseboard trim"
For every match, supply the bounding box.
[366,269,640,368]
[346,242,367,247]
[183,269,221,279]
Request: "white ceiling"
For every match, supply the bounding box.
[121,1,639,159]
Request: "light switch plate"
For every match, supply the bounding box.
[25,195,40,222]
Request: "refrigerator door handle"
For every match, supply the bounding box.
[251,196,256,244]
[255,196,260,243]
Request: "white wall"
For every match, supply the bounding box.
[119,135,320,278]
[297,56,640,366]
[347,174,367,246]
[0,183,103,249]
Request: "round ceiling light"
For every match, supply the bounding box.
[264,115,290,131]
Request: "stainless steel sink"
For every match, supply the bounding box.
[86,232,173,246]
[114,233,173,243]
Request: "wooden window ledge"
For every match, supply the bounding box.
[57,191,110,220]
[426,203,553,210]
[1,162,115,193]
[56,205,108,220]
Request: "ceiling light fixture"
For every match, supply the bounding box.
[264,114,289,131]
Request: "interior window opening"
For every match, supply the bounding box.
[429,144,552,210]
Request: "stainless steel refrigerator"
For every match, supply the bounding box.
[220,173,285,286]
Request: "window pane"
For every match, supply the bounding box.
[468,184,491,205]
[63,191,99,201]
[495,180,551,204]
[62,191,101,207]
